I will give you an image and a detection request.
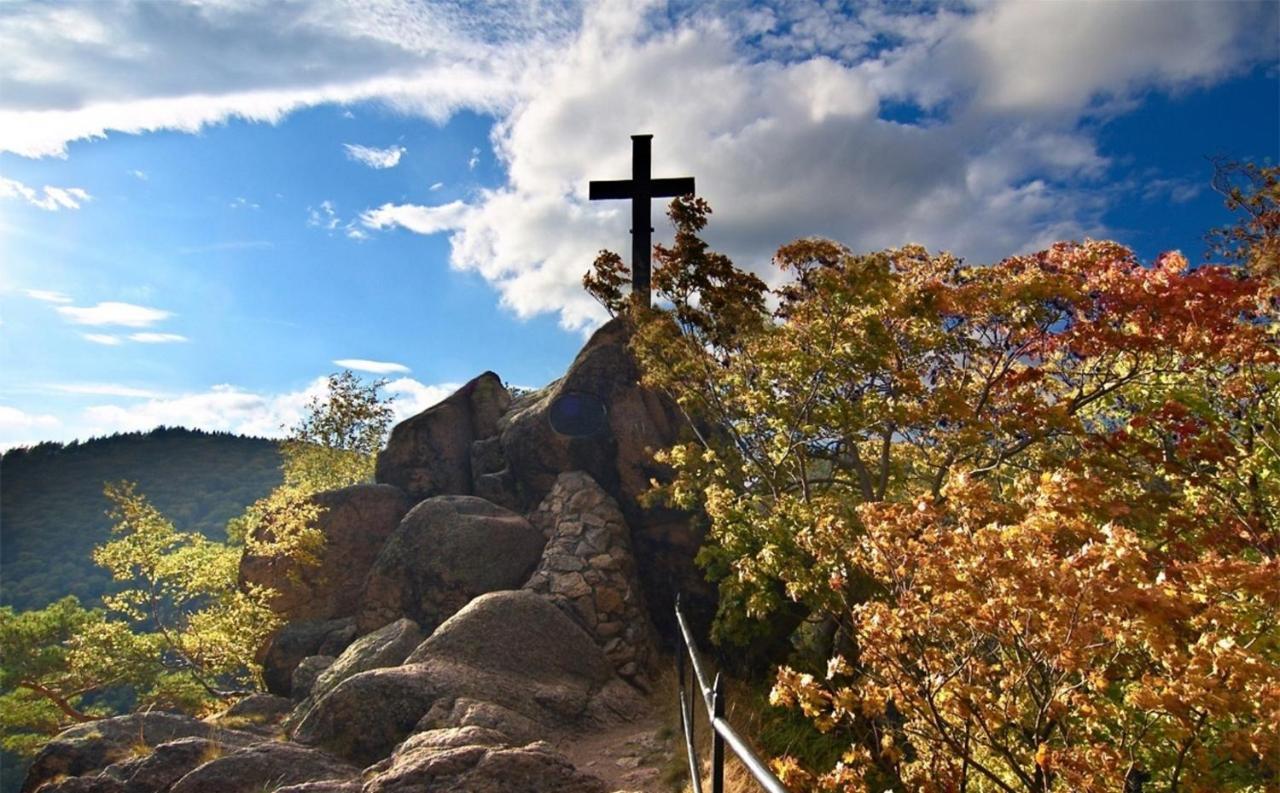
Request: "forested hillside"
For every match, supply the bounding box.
[0,427,282,611]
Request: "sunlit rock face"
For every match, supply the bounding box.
[375,372,511,502]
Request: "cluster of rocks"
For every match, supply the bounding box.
[25,318,707,793]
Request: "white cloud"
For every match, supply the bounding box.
[0,405,60,449]
[82,333,122,345]
[333,358,410,375]
[343,143,406,169]
[129,169,147,180]
[0,1,576,158]
[128,332,187,343]
[383,377,459,421]
[0,175,90,210]
[308,199,340,230]
[360,200,472,236]
[229,196,260,210]
[24,288,72,303]
[57,301,171,327]
[429,181,444,191]
[354,1,1274,330]
[2,0,1274,331]
[78,376,456,439]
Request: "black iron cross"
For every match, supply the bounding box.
[589,134,695,308]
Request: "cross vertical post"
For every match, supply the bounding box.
[589,134,695,309]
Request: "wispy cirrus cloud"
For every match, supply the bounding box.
[24,289,73,303]
[57,301,171,327]
[82,333,123,345]
[129,332,187,344]
[360,200,472,236]
[343,143,405,169]
[333,358,410,375]
[1,175,90,210]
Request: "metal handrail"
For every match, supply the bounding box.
[675,596,789,793]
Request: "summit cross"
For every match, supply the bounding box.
[588,134,695,308]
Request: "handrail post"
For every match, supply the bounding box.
[711,673,725,793]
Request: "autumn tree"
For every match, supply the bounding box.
[588,179,1280,790]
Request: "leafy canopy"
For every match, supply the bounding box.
[589,171,1279,791]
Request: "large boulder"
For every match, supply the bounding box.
[364,738,607,793]
[258,617,357,696]
[213,693,293,735]
[101,737,219,793]
[291,655,335,703]
[498,318,712,640]
[288,618,424,727]
[295,591,642,766]
[167,741,357,793]
[375,372,511,501]
[357,497,545,633]
[239,484,411,623]
[524,472,659,688]
[21,714,259,793]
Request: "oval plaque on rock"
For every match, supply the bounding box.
[548,392,609,437]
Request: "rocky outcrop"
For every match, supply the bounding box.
[258,617,357,696]
[167,741,358,793]
[239,484,411,624]
[289,618,424,727]
[21,714,260,793]
[524,472,659,688]
[357,497,545,633]
[494,318,711,640]
[295,591,642,766]
[375,372,510,501]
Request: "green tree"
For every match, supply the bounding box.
[232,371,394,563]
[0,598,159,755]
[0,371,395,758]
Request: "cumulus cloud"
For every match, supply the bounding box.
[333,358,411,375]
[57,301,171,327]
[351,1,1275,330]
[0,405,60,449]
[383,377,459,421]
[2,0,1274,330]
[24,288,72,303]
[344,142,406,169]
[0,175,90,210]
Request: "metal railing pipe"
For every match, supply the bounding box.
[674,595,790,793]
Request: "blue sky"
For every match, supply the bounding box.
[0,0,1276,448]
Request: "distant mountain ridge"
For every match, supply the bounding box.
[1,427,283,611]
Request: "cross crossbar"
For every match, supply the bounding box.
[588,134,695,308]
